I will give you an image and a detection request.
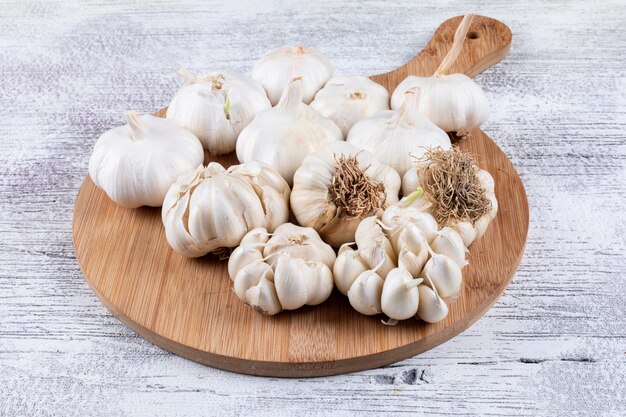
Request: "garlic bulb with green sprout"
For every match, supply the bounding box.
[89,111,203,208]
[347,88,450,177]
[390,14,489,137]
[291,141,400,247]
[161,161,290,257]
[228,224,335,315]
[252,45,332,105]
[236,78,342,185]
[311,76,390,136]
[166,70,271,155]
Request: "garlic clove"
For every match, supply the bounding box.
[305,262,334,306]
[228,244,264,281]
[239,227,270,246]
[234,260,274,301]
[380,267,421,320]
[89,111,204,208]
[452,221,477,247]
[347,270,384,315]
[417,283,449,323]
[355,216,396,276]
[310,75,389,136]
[251,45,333,106]
[420,253,463,300]
[430,227,468,268]
[166,70,271,155]
[245,272,282,316]
[333,246,369,295]
[272,255,333,310]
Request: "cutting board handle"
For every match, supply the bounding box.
[370,15,512,92]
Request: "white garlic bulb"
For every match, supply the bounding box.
[347,89,451,177]
[161,161,289,257]
[252,45,332,105]
[310,76,390,136]
[166,70,271,155]
[236,78,342,185]
[291,141,400,247]
[389,14,489,136]
[390,75,489,136]
[228,224,335,315]
[89,111,203,208]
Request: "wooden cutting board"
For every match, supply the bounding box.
[73,15,526,377]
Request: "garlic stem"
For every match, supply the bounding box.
[124,111,145,142]
[405,278,424,289]
[433,14,475,77]
[402,186,424,207]
[276,78,304,116]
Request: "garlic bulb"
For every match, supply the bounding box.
[162,161,289,257]
[310,76,390,136]
[347,89,451,177]
[291,141,400,247]
[401,149,498,247]
[236,78,342,185]
[228,224,335,315]
[89,111,203,208]
[390,15,489,136]
[252,45,332,105]
[166,70,271,155]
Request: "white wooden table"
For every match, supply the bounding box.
[1,1,624,415]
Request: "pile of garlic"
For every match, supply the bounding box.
[228,224,336,315]
[86,14,500,321]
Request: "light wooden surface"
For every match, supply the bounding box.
[1,0,625,415]
[72,15,526,377]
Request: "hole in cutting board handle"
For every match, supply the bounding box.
[467,31,480,39]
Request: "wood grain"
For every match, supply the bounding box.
[72,15,528,377]
[3,1,625,415]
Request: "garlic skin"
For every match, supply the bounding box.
[430,227,468,268]
[89,111,203,208]
[252,45,332,106]
[380,267,421,320]
[310,76,390,136]
[161,161,289,257]
[228,224,335,315]
[236,78,342,185]
[347,89,451,177]
[390,74,489,136]
[291,141,400,247]
[166,70,271,155]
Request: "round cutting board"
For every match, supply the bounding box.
[73,15,526,377]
